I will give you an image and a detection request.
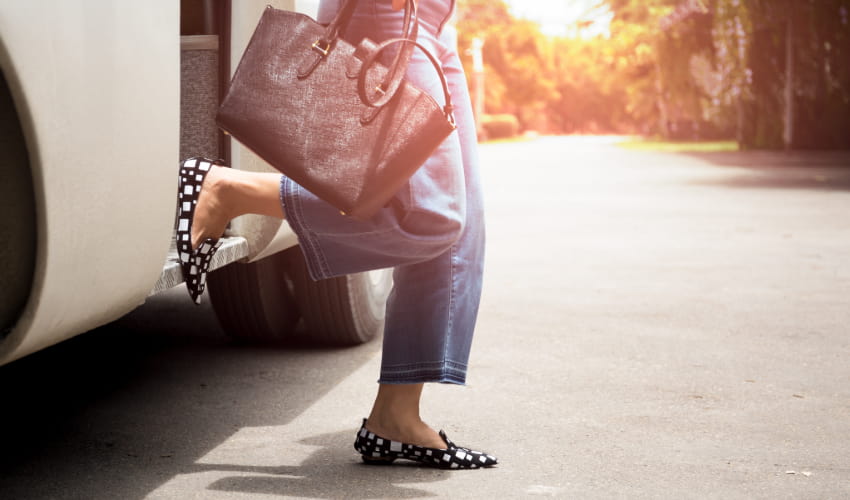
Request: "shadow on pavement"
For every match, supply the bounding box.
[201,430,445,499]
[0,287,417,499]
[682,150,850,191]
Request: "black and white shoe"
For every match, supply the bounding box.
[353,419,498,469]
[176,157,224,304]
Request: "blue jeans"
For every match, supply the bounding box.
[281,0,483,384]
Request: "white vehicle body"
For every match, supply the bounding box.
[0,0,385,367]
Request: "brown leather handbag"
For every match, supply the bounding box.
[217,0,456,219]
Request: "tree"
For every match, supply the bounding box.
[455,0,515,114]
[604,0,715,138]
[548,33,631,133]
[453,0,850,147]
[456,0,559,130]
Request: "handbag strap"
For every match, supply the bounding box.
[374,4,419,108]
[317,0,416,55]
[357,37,456,126]
[310,0,425,110]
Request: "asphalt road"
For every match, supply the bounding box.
[2,137,849,499]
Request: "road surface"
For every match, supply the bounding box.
[1,136,849,498]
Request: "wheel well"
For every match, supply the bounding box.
[0,68,37,337]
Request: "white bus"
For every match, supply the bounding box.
[0,0,391,366]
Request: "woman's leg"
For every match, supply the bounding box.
[306,0,489,449]
[190,167,283,249]
[376,23,485,386]
[190,0,488,454]
[351,5,485,448]
[365,384,447,449]
[190,165,460,451]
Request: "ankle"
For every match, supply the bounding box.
[364,415,445,449]
[204,166,237,220]
[366,412,422,436]
[214,168,285,219]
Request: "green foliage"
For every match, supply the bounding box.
[480,114,520,140]
[455,0,850,149]
[548,36,630,133]
[711,0,850,149]
[456,0,558,130]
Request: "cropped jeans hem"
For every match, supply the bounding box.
[379,360,468,385]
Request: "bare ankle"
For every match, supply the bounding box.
[204,166,232,214]
[191,165,233,248]
[365,384,445,448]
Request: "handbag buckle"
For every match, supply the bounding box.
[311,39,330,57]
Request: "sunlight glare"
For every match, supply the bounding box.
[505,0,613,38]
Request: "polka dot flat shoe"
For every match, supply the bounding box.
[176,157,224,304]
[353,419,498,469]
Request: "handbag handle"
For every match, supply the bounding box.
[357,37,456,126]
[310,0,422,110]
[371,2,419,109]
[316,0,416,56]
